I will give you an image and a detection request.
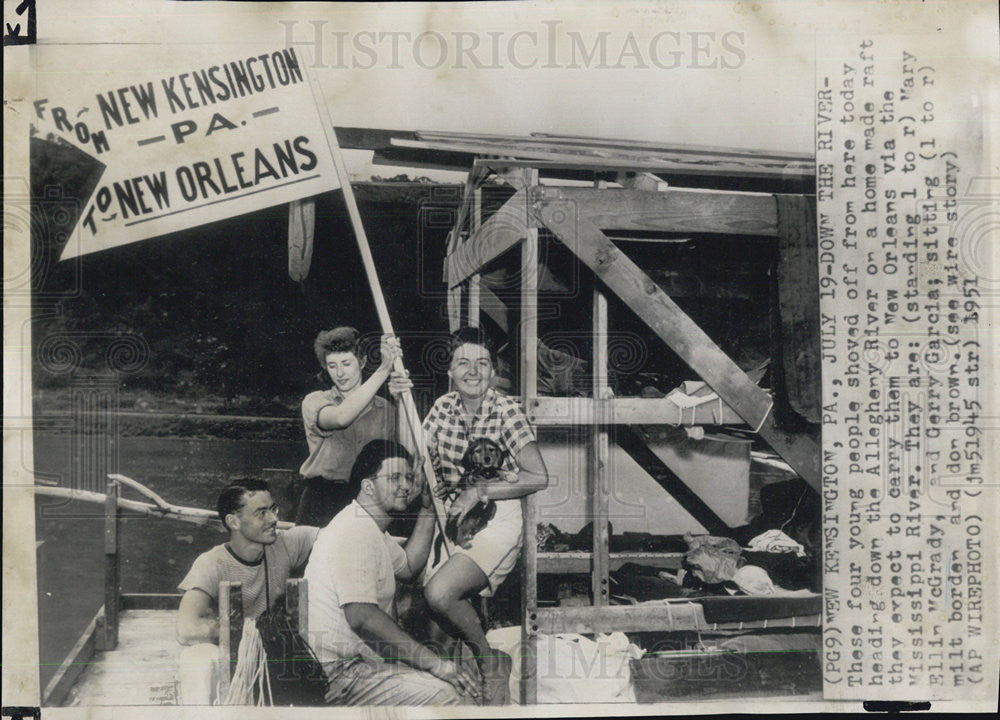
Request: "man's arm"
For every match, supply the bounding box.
[343,602,479,699]
[176,588,219,645]
[398,487,436,581]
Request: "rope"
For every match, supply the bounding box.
[222,619,272,706]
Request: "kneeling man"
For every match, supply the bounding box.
[304,439,479,706]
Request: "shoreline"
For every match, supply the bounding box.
[32,410,302,441]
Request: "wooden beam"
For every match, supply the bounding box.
[286,578,308,638]
[520,176,539,400]
[392,137,813,180]
[540,186,778,236]
[591,287,610,607]
[447,190,530,287]
[102,479,120,651]
[536,200,820,488]
[520,493,539,705]
[530,604,820,636]
[42,607,102,706]
[526,396,746,426]
[467,188,482,327]
[218,581,243,698]
[334,126,418,150]
[476,281,509,334]
[616,427,731,536]
[446,285,462,333]
[447,164,489,261]
[440,129,813,163]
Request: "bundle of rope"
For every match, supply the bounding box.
[222,618,273,706]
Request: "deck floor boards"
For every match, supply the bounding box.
[67,609,180,706]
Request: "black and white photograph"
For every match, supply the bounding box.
[3,1,997,716]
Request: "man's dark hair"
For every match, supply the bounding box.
[449,326,497,367]
[349,439,413,497]
[313,326,362,368]
[217,478,271,533]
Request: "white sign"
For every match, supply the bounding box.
[32,45,340,258]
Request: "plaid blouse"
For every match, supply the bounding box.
[422,387,537,486]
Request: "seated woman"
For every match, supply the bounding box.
[296,327,411,528]
[420,327,549,705]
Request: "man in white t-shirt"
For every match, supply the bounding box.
[175,478,318,705]
[304,439,480,706]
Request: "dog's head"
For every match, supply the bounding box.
[461,437,505,476]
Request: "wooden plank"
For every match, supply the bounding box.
[536,186,779,236]
[334,126,418,150]
[120,593,182,611]
[42,607,102,706]
[433,129,813,162]
[521,179,539,400]
[531,604,821,636]
[448,164,488,257]
[591,288,610,607]
[285,579,304,635]
[218,581,243,698]
[392,137,813,180]
[65,609,181,706]
[467,188,482,327]
[526,396,746,427]
[447,284,462,333]
[520,493,539,705]
[537,551,683,574]
[447,190,530,287]
[102,479,119,651]
[476,281,509,334]
[616,427,731,536]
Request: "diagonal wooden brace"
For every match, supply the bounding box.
[534,189,820,491]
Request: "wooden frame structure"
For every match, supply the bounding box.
[427,136,822,704]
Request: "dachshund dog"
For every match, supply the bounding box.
[432,437,504,563]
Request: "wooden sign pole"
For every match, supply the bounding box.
[305,66,453,557]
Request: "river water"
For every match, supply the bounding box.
[34,434,304,692]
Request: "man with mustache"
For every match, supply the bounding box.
[176,478,319,704]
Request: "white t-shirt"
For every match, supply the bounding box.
[178,525,318,619]
[304,501,408,663]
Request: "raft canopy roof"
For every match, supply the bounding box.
[333,127,815,191]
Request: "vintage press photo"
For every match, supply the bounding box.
[3,1,997,717]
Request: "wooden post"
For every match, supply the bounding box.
[286,578,306,637]
[285,578,310,682]
[218,581,243,699]
[303,62,454,553]
[591,288,611,606]
[520,494,539,705]
[102,478,120,650]
[519,168,540,705]
[521,174,539,400]
[468,188,482,328]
